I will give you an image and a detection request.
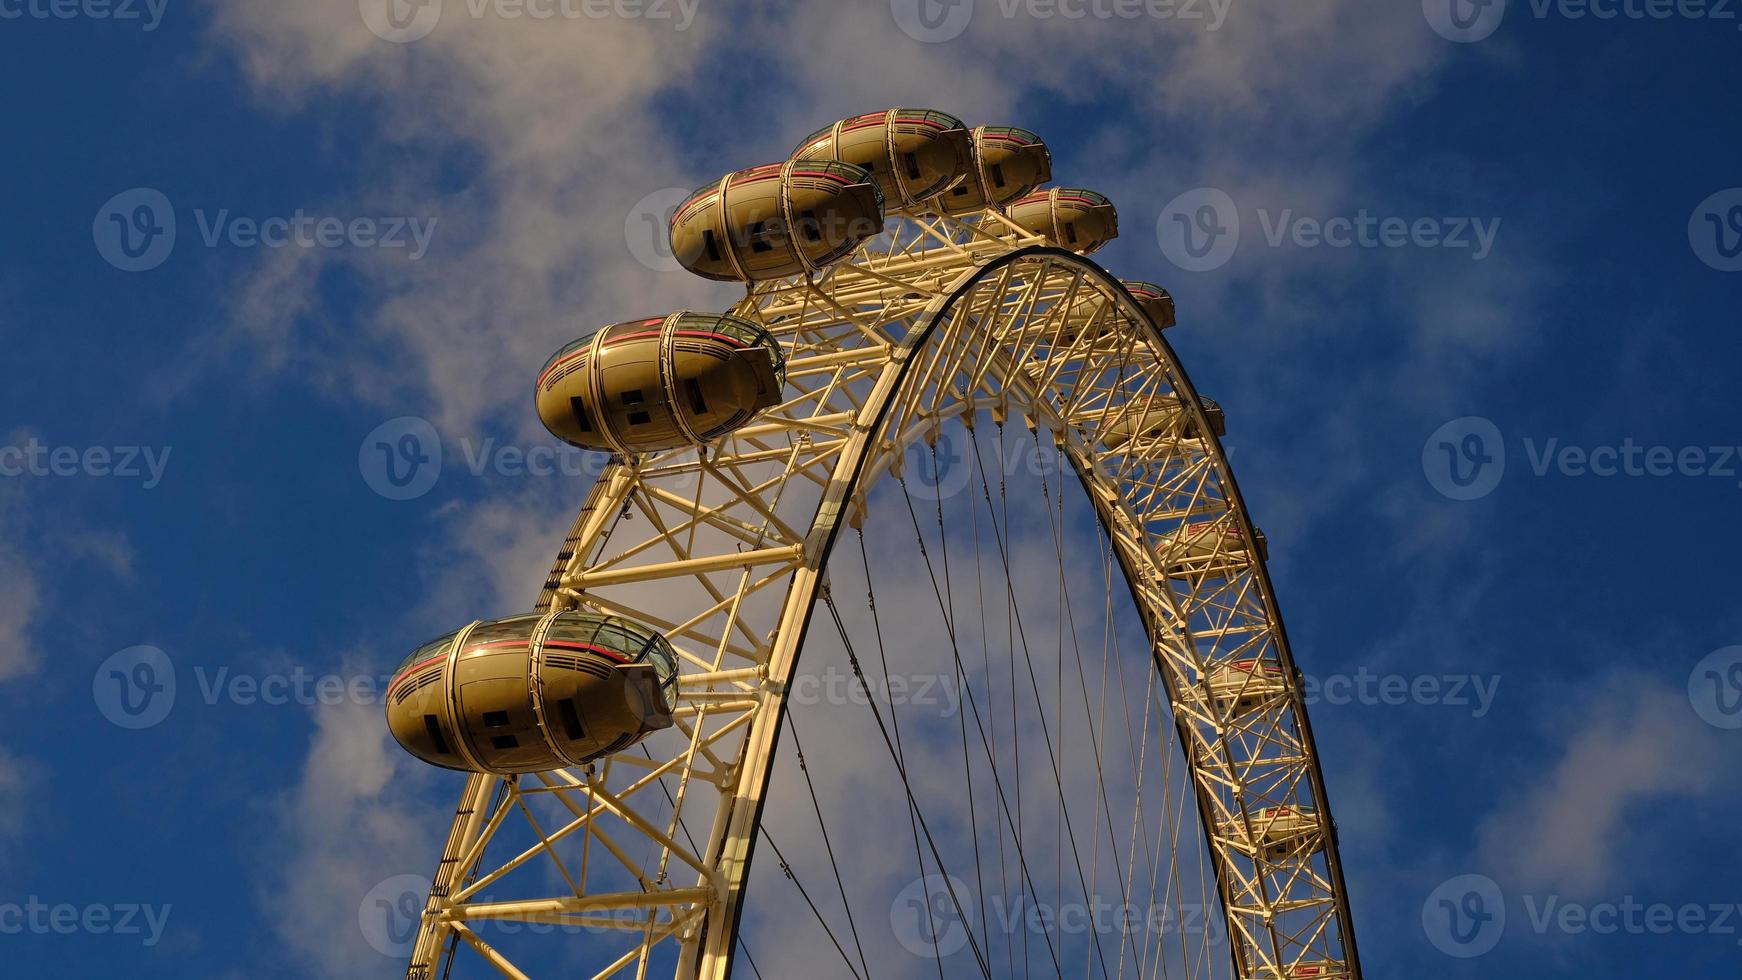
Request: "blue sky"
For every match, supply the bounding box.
[1,0,1740,977]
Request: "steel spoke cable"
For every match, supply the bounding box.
[1033,429,1145,976]
[854,528,950,980]
[961,422,1109,980]
[782,709,874,980]
[762,828,865,980]
[820,587,998,980]
[930,438,993,968]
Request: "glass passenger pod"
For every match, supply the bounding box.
[536,312,786,455]
[791,108,971,213]
[1007,187,1120,253]
[385,611,679,775]
[1161,518,1269,580]
[1254,962,1351,980]
[669,160,883,282]
[1122,280,1178,330]
[1100,393,1226,451]
[930,125,1054,216]
[1187,657,1288,718]
[1222,805,1326,863]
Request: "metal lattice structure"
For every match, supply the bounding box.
[403,205,1361,979]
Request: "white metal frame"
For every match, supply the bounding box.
[404,211,1361,980]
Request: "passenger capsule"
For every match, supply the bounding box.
[1006,187,1119,253]
[1055,280,1172,345]
[1100,394,1225,451]
[1123,281,1177,329]
[1186,658,1287,718]
[1257,962,1349,979]
[792,108,972,213]
[1161,518,1268,580]
[930,126,1053,216]
[386,611,679,775]
[1221,805,1324,863]
[536,312,786,455]
[670,160,883,282]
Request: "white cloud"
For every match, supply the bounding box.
[1476,676,1731,898]
[258,693,440,977]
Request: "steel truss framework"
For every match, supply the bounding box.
[405,208,1361,980]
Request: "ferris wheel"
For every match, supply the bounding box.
[385,108,1362,980]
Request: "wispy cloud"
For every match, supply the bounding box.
[1476,675,1733,898]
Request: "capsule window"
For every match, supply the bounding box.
[627,410,652,426]
[423,715,451,756]
[490,735,519,750]
[745,220,781,254]
[703,229,722,262]
[558,698,586,740]
[483,710,509,729]
[569,397,594,433]
[685,378,708,415]
[798,209,822,243]
[990,163,1007,188]
[1064,222,1078,244]
[903,152,921,180]
[620,389,645,406]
